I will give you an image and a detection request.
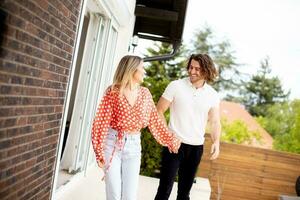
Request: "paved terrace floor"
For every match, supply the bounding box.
[55,165,211,200]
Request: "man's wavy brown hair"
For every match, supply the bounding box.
[186,54,218,83]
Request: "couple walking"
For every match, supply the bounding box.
[91,53,221,200]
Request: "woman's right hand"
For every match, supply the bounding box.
[97,159,105,168]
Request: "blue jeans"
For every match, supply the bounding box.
[104,128,141,200]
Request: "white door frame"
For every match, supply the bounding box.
[59,13,106,173]
[50,0,88,198]
[51,0,132,198]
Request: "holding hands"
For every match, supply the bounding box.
[168,134,181,153]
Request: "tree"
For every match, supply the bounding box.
[241,57,289,116]
[273,103,300,154]
[140,42,186,177]
[255,102,293,137]
[140,26,252,176]
[143,42,187,102]
[257,100,300,154]
[189,26,243,95]
[220,119,262,145]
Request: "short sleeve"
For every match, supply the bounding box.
[211,91,220,108]
[162,81,177,102]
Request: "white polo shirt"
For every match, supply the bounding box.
[162,77,220,145]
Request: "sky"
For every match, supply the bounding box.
[182,0,300,99]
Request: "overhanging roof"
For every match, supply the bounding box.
[134,0,188,61]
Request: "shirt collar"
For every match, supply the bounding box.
[184,77,207,90]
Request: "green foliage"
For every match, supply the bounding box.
[255,102,293,137]
[140,26,299,178]
[221,118,262,144]
[189,26,242,94]
[273,133,300,154]
[241,57,289,116]
[140,128,162,177]
[140,42,186,177]
[256,100,300,153]
[143,42,187,102]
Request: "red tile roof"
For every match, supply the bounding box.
[219,101,273,149]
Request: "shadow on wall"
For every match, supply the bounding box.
[0,9,7,51]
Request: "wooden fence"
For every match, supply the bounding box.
[198,135,300,200]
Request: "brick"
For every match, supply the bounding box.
[20,170,52,199]
[0,60,17,72]
[11,75,24,84]
[0,85,12,94]
[13,107,37,116]
[44,127,59,137]
[8,14,25,30]
[14,26,72,60]
[17,117,27,126]
[33,186,50,200]
[0,0,82,198]
[1,160,48,198]
[0,140,11,150]
[18,0,76,45]
[23,77,43,87]
[0,118,17,127]
[0,72,10,83]
[34,0,49,10]
[5,127,20,138]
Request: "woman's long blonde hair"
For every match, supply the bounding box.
[111,55,143,94]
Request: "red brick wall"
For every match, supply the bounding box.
[0,0,82,199]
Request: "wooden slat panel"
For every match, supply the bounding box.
[197,134,300,200]
[262,166,299,180]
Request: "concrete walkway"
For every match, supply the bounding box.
[55,165,211,200]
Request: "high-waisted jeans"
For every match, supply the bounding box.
[104,128,141,200]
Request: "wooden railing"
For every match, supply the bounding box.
[198,134,300,200]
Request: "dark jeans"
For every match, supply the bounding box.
[154,143,203,200]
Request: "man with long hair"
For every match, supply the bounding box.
[154,54,222,200]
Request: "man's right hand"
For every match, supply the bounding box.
[168,136,181,154]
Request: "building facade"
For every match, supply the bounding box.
[0,0,137,199]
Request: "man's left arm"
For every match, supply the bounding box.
[208,105,221,160]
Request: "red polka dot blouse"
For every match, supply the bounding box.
[91,86,180,163]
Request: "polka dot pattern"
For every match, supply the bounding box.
[91,86,180,163]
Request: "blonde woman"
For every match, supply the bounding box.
[91,55,181,200]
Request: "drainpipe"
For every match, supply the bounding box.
[143,41,181,62]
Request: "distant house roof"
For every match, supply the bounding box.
[219,101,273,149]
